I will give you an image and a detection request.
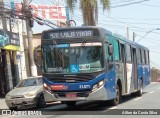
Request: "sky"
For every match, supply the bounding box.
[5,0,160,69]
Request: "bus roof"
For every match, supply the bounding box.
[112,33,149,51]
[43,26,112,35]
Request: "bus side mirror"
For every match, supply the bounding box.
[108,44,113,55]
[34,45,42,68]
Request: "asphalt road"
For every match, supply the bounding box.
[1,82,160,118]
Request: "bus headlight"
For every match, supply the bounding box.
[98,80,104,86]
[92,80,104,92]
[43,83,51,92]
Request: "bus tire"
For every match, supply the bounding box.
[110,85,120,106]
[137,79,143,96]
[65,101,76,108]
[37,95,46,108]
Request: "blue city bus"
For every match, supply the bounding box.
[36,26,150,107]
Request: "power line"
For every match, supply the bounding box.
[140,3,160,7]
[102,15,149,31]
[99,19,160,26]
[111,0,150,8]
[99,16,160,21]
[97,12,160,42]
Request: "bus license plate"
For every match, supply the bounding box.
[66,93,77,98]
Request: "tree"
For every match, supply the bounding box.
[66,0,110,26]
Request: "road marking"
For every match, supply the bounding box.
[134,97,142,101]
[47,101,61,105]
[149,91,155,94]
[109,106,118,109]
[102,106,117,113]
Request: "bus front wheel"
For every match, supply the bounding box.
[110,85,120,106]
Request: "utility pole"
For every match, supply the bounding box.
[0,0,7,30]
[23,0,37,76]
[126,27,129,39]
[133,32,135,42]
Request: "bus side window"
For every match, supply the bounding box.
[106,35,114,70]
[147,51,150,64]
[141,50,145,64]
[145,50,149,65]
[113,38,120,62]
[125,44,132,63]
[106,35,120,62]
[143,50,146,64]
[105,42,113,70]
[106,35,114,60]
[136,48,141,64]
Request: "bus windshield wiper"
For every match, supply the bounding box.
[76,38,87,58]
[81,38,87,49]
[53,40,64,57]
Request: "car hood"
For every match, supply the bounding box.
[7,86,42,96]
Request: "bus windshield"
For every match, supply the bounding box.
[42,42,103,74]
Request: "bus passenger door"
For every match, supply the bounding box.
[125,44,132,94]
[120,44,127,94]
[132,48,138,91]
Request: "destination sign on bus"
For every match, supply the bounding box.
[45,30,96,39]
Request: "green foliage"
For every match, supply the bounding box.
[66,0,110,26]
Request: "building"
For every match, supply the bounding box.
[0,18,27,97]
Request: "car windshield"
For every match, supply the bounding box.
[17,77,42,87]
[42,42,104,74]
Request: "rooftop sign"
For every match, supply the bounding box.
[13,3,67,21]
[48,30,93,38]
[43,29,100,39]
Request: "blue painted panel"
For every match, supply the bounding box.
[144,65,150,87]
[43,73,106,91]
[105,68,116,100]
[137,65,143,89]
[53,44,69,48]
[137,64,150,89]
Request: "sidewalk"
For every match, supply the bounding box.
[0,98,8,109]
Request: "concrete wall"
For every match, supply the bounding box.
[151,67,160,82]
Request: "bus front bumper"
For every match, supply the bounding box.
[43,86,108,102]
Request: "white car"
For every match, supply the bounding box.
[5,76,46,110]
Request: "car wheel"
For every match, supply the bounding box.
[9,107,17,111]
[38,95,46,108]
